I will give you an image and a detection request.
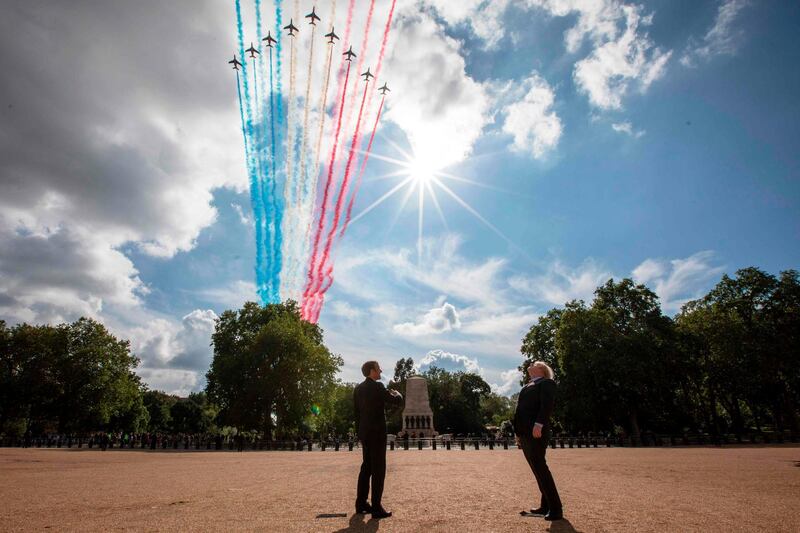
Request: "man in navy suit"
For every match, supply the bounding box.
[513,360,563,521]
[353,360,403,518]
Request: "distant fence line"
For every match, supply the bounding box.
[1,431,797,452]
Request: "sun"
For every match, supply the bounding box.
[408,155,439,185]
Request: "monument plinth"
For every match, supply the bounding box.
[402,376,437,437]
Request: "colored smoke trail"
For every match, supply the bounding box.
[341,94,385,237]
[308,78,371,323]
[274,1,284,125]
[297,22,316,200]
[303,61,352,319]
[235,0,269,304]
[343,0,375,142]
[311,44,335,199]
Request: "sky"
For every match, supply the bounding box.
[1,0,798,396]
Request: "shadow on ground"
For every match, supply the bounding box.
[330,513,380,532]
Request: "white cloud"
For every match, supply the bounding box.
[632,251,725,313]
[490,368,523,395]
[501,73,563,159]
[0,221,146,325]
[571,4,672,110]
[416,349,482,374]
[424,0,512,48]
[510,259,613,306]
[681,0,750,67]
[231,203,251,226]
[611,121,645,138]
[329,300,365,321]
[383,10,491,169]
[393,301,461,336]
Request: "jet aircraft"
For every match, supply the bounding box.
[325,27,339,44]
[262,31,277,48]
[284,19,299,36]
[361,68,374,81]
[246,42,260,58]
[378,83,390,95]
[228,55,243,70]
[343,46,356,62]
[305,7,321,25]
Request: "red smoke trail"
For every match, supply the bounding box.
[302,61,352,320]
[340,94,385,237]
[307,78,371,322]
[343,0,376,136]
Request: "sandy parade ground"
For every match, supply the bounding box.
[1,446,798,532]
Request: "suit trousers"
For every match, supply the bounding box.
[520,433,562,513]
[356,432,388,507]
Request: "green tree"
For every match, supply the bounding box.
[0,318,147,435]
[205,301,342,438]
[422,366,492,434]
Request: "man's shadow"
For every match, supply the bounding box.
[546,517,582,533]
[330,512,380,533]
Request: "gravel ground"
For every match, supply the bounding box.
[1,446,798,532]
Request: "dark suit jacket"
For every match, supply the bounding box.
[354,378,403,441]
[513,378,557,437]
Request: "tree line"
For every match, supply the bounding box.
[1,266,797,440]
[520,267,799,438]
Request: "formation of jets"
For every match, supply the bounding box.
[228,8,391,94]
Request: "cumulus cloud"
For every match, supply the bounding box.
[424,0,512,48]
[0,221,145,325]
[510,259,613,306]
[681,0,750,67]
[416,349,482,374]
[131,308,217,374]
[383,10,491,169]
[500,73,563,158]
[571,4,672,110]
[490,368,523,395]
[632,251,725,313]
[393,302,461,336]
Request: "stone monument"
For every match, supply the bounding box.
[401,376,437,437]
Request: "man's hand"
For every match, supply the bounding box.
[389,389,400,397]
[532,425,543,439]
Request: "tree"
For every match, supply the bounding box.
[422,366,492,434]
[314,382,356,437]
[0,318,147,435]
[205,301,342,438]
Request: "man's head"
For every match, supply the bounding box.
[361,360,382,380]
[527,360,554,381]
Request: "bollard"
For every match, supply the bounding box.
[348,441,354,451]
[503,440,508,450]
[390,441,394,451]
[446,441,451,450]
[568,439,573,448]
[432,440,437,450]
[418,440,423,450]
[489,441,494,450]
[460,441,465,451]
[474,441,479,451]
[308,441,313,451]
[335,441,340,451]
[560,439,565,449]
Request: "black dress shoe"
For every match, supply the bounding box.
[520,507,548,516]
[371,507,392,519]
[355,502,373,514]
[544,510,563,521]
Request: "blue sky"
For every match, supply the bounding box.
[1,0,797,395]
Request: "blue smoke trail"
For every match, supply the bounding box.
[256,0,283,304]
[236,0,269,305]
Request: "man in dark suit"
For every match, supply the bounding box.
[354,360,403,519]
[513,360,563,521]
